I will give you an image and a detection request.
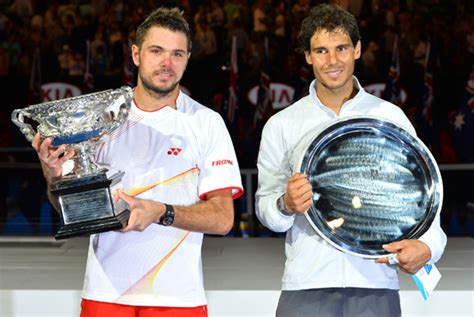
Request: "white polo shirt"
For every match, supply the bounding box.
[82,91,243,306]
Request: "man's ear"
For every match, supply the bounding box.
[132,44,140,67]
[304,50,313,65]
[354,40,362,60]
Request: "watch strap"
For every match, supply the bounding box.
[159,203,175,226]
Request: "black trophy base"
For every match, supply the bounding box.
[51,171,129,240]
[55,210,130,240]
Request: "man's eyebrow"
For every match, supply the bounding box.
[147,45,187,54]
[312,43,352,50]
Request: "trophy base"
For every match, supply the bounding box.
[55,210,130,240]
[51,171,129,240]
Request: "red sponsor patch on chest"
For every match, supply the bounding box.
[211,159,233,167]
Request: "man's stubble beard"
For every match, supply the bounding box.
[320,78,350,91]
[319,69,354,92]
[140,71,180,98]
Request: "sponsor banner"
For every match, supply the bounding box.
[364,83,407,105]
[41,82,82,101]
[248,82,294,110]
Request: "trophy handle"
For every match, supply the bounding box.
[102,87,133,134]
[11,109,36,142]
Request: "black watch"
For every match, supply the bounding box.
[159,204,175,226]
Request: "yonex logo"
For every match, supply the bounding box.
[167,148,182,156]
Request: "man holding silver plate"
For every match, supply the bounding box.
[256,4,447,317]
[17,7,243,317]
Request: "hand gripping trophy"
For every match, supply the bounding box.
[12,87,133,239]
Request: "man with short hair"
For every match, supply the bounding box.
[256,4,446,316]
[33,7,243,317]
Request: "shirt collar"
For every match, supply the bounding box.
[308,76,366,115]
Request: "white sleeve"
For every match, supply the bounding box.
[370,102,417,135]
[390,107,447,263]
[198,112,243,199]
[418,204,447,264]
[384,106,447,263]
[255,118,295,232]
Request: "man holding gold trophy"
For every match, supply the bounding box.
[14,7,243,317]
[256,4,447,317]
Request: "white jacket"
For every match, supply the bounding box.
[256,77,447,290]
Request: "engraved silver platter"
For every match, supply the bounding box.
[296,116,442,258]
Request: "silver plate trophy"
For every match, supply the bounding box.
[11,86,133,239]
[294,116,442,258]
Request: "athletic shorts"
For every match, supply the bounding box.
[80,299,208,317]
[276,288,401,317]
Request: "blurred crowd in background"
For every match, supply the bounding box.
[0,0,473,236]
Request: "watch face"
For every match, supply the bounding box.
[160,204,174,226]
[297,116,442,258]
[161,216,173,226]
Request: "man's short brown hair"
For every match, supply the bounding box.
[135,7,192,52]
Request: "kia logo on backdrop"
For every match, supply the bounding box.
[41,82,82,101]
[248,83,295,109]
[364,83,408,105]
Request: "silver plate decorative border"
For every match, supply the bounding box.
[297,116,443,258]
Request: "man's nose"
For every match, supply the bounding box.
[160,52,172,66]
[327,51,337,65]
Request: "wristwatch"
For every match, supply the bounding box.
[277,194,293,216]
[159,204,175,226]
